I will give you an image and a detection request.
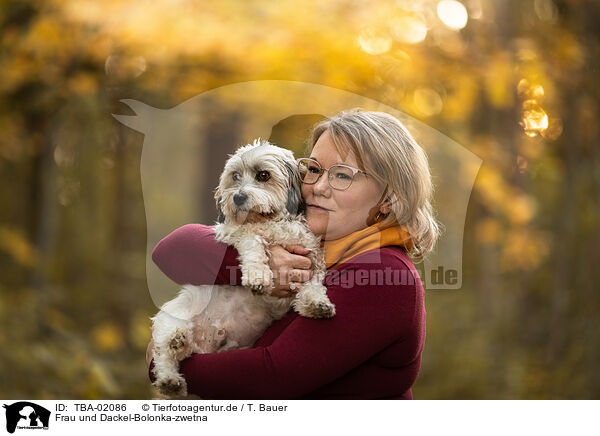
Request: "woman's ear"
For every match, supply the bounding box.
[379,198,392,214]
[378,189,393,214]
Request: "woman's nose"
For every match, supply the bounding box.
[312,172,331,196]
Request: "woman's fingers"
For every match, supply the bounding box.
[292,255,312,270]
[268,245,314,296]
[271,283,303,298]
[284,244,312,256]
[283,247,312,270]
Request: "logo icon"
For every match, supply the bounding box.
[113,81,481,301]
[3,402,50,434]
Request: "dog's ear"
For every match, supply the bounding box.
[216,195,226,223]
[284,160,305,215]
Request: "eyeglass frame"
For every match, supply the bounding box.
[296,157,370,191]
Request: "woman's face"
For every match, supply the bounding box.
[301,130,388,241]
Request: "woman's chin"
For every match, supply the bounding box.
[309,226,326,238]
[306,217,326,238]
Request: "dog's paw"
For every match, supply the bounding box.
[301,300,336,319]
[168,329,190,360]
[241,264,273,293]
[155,375,187,397]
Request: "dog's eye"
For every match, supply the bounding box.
[256,171,271,182]
[232,172,241,182]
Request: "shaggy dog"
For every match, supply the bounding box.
[151,139,334,397]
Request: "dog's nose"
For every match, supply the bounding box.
[233,192,248,206]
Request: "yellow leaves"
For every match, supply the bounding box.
[476,166,538,224]
[88,361,120,398]
[129,311,152,351]
[45,308,75,334]
[476,169,536,231]
[484,53,514,109]
[507,194,537,225]
[473,154,544,273]
[475,165,509,210]
[0,115,29,161]
[0,226,37,268]
[518,135,546,160]
[0,53,38,93]
[556,30,585,70]
[501,229,550,271]
[28,15,63,50]
[444,73,478,122]
[92,322,124,353]
[23,15,74,68]
[476,218,500,245]
[67,72,98,95]
[413,87,443,117]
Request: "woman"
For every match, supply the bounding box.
[147,109,439,399]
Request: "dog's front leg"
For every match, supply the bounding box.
[235,233,273,294]
[293,282,336,319]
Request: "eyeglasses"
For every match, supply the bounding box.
[297,158,369,191]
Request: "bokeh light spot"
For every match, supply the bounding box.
[520,100,549,137]
[437,1,469,30]
[390,15,428,44]
[358,26,392,55]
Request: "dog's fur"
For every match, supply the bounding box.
[151,139,334,397]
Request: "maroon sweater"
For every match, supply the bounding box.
[151,224,426,399]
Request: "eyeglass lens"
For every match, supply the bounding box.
[298,159,355,190]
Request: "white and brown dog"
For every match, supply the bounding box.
[151,139,334,397]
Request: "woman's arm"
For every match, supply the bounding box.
[152,224,313,292]
[176,251,420,399]
[152,224,242,286]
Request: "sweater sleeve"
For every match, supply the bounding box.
[151,224,242,286]
[177,251,419,399]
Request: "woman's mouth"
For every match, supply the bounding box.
[307,204,332,212]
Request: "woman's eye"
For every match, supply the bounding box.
[308,166,321,174]
[334,172,351,180]
[232,172,241,181]
[256,170,271,182]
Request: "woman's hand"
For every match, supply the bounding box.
[269,245,313,297]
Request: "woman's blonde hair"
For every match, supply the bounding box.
[309,109,440,262]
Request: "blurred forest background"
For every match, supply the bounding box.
[1,0,599,399]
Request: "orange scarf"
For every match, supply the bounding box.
[323,223,413,270]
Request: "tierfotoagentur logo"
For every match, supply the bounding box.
[112,81,481,309]
[2,402,50,433]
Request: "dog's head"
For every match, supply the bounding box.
[215,139,304,225]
